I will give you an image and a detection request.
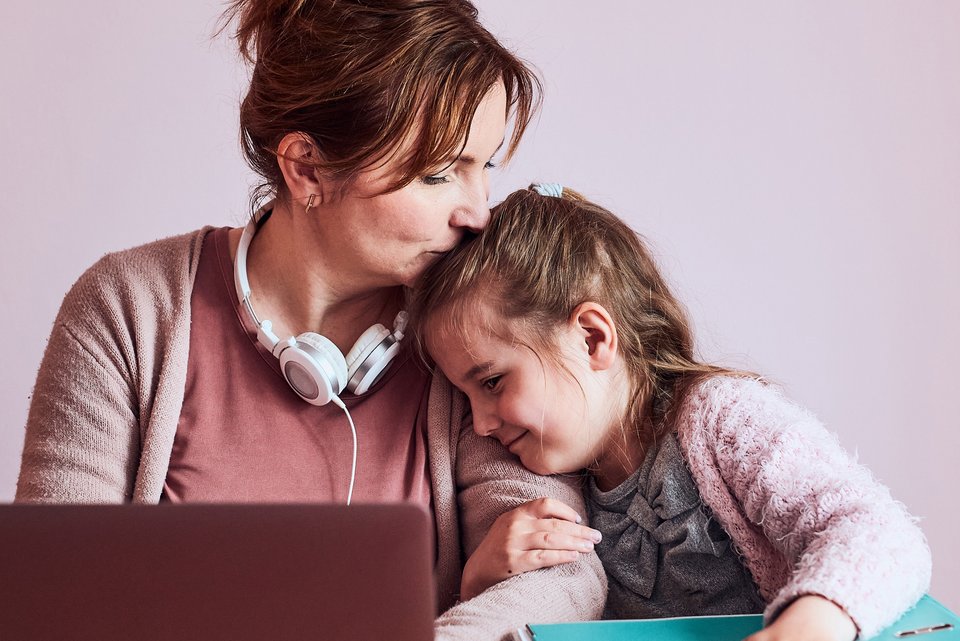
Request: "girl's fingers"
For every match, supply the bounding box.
[515,498,603,541]
[513,548,582,573]
[522,530,597,553]
[519,497,583,523]
[529,517,602,545]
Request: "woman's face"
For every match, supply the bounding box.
[323,82,508,289]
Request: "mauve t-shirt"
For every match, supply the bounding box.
[162,227,432,507]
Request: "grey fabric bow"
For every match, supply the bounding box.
[591,435,704,598]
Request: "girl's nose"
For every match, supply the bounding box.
[471,406,500,437]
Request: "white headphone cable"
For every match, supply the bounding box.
[331,396,358,506]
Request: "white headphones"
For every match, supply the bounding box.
[234,200,408,406]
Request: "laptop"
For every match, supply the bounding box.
[0,503,435,641]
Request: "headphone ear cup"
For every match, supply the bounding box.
[345,324,400,395]
[279,332,348,406]
[345,325,390,374]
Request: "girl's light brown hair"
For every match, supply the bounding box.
[413,186,751,446]
[219,0,540,207]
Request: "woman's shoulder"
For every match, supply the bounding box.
[57,227,212,334]
[76,227,210,289]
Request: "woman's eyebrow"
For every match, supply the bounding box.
[449,138,506,167]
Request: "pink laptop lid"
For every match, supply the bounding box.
[0,503,435,641]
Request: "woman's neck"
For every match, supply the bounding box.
[228,201,402,354]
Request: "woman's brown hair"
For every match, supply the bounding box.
[219,0,540,206]
[413,187,754,446]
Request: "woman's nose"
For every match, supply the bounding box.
[457,205,490,233]
[451,177,491,232]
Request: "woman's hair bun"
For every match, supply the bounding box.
[219,0,311,62]
[219,0,540,208]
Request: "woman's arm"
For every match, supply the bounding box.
[17,260,142,503]
[434,415,607,641]
[686,377,930,639]
[16,230,203,504]
[17,319,139,502]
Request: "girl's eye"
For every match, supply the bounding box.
[421,174,450,186]
[484,161,497,170]
[482,375,502,392]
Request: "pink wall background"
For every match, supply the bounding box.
[2,1,958,610]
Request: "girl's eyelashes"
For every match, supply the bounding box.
[484,160,497,170]
[481,375,503,392]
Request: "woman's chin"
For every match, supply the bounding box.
[402,255,441,287]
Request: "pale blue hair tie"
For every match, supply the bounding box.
[531,182,563,198]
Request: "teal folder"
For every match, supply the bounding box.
[520,595,958,641]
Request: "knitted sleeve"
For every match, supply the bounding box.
[433,411,607,641]
[681,376,931,638]
[16,252,144,502]
[16,229,204,503]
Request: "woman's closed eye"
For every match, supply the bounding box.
[421,174,449,186]
[422,160,496,185]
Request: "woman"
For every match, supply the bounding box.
[15,1,605,638]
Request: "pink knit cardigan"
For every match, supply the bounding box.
[16,228,607,641]
[676,376,930,637]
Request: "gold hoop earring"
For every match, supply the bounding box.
[305,193,318,213]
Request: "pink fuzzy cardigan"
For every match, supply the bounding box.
[676,376,930,637]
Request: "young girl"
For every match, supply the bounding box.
[413,184,931,640]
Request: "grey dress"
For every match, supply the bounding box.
[587,433,765,620]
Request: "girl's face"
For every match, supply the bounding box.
[428,302,629,477]
[316,82,508,289]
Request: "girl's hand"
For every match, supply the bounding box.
[459,497,603,601]
[745,595,858,641]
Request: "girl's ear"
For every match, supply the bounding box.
[276,132,333,206]
[569,302,618,371]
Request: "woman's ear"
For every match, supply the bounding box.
[276,132,331,207]
[569,302,618,371]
